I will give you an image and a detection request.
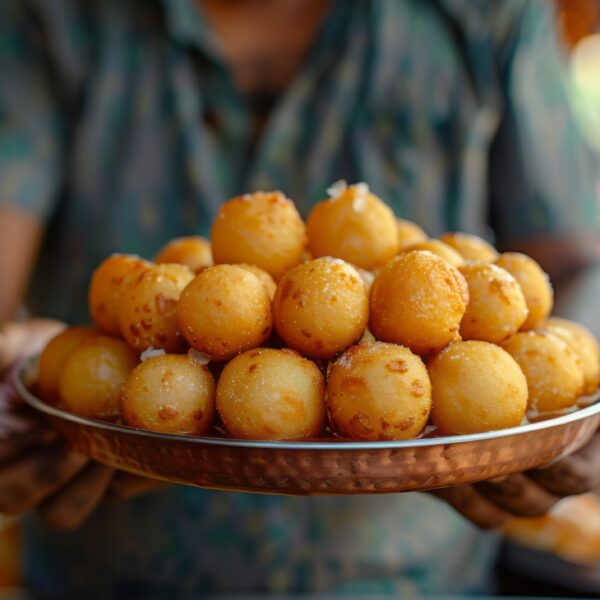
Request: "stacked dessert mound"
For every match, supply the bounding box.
[36,182,600,441]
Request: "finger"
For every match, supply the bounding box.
[0,429,58,465]
[25,319,67,341]
[0,443,88,515]
[0,393,44,435]
[0,410,42,437]
[0,380,33,409]
[108,472,169,500]
[431,485,512,529]
[529,432,600,496]
[1,320,65,371]
[14,328,63,365]
[0,322,30,372]
[475,473,560,517]
[38,463,115,530]
[0,379,19,406]
[0,370,41,437]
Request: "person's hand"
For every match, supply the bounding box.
[0,320,165,530]
[432,430,600,528]
[0,319,66,369]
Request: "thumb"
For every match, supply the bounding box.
[0,319,65,372]
[0,322,30,372]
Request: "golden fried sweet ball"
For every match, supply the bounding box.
[495,252,553,331]
[502,331,584,415]
[306,182,399,270]
[401,239,464,268]
[154,236,213,273]
[216,348,326,440]
[458,263,528,343]
[235,263,277,301]
[38,327,97,401]
[121,354,215,435]
[211,191,307,281]
[428,341,528,434]
[439,232,499,262]
[543,317,600,396]
[370,251,469,355]
[59,336,138,419]
[119,263,194,352]
[397,218,428,249]
[273,257,368,359]
[178,265,272,361]
[327,342,431,441]
[88,254,150,336]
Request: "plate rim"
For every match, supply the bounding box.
[14,356,600,451]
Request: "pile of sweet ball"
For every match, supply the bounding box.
[36,182,600,441]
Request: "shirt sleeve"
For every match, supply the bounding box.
[488,0,600,245]
[0,1,66,221]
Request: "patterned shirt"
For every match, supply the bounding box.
[1,0,599,596]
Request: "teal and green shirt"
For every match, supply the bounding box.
[1,0,599,596]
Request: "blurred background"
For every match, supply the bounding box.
[558,0,600,158]
[1,0,600,597]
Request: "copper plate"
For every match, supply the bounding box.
[14,359,600,496]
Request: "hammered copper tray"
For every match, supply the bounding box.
[14,360,600,496]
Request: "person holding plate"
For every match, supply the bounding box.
[1,0,600,596]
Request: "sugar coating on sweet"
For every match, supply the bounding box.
[141,347,166,362]
[188,348,211,366]
[325,180,370,202]
[350,182,370,196]
[326,179,348,199]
